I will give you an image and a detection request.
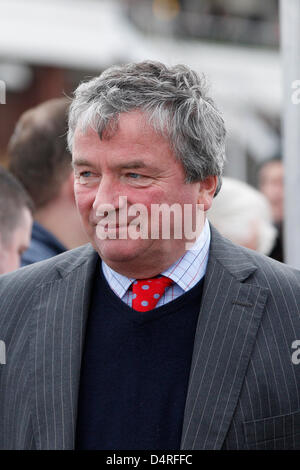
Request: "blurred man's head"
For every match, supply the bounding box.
[208,177,277,255]
[8,98,88,250]
[0,166,33,274]
[8,98,71,209]
[258,158,284,225]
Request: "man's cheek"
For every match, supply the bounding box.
[75,198,85,215]
[75,191,93,212]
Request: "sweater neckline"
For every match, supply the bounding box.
[96,260,205,325]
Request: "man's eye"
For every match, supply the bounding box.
[80,171,92,178]
[127,173,141,179]
[78,171,99,185]
[123,172,153,187]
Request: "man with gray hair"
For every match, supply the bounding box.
[0,61,300,450]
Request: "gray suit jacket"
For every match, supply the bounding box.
[0,227,300,450]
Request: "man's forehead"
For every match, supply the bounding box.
[73,125,100,144]
[72,111,164,145]
[73,156,146,167]
[72,155,164,176]
[72,123,174,168]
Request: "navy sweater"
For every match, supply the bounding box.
[76,263,204,450]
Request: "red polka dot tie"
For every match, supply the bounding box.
[131,276,173,312]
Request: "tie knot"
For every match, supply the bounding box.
[131,276,173,312]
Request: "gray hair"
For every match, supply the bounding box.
[68,61,226,194]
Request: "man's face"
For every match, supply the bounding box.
[0,207,32,275]
[259,161,284,224]
[72,111,216,277]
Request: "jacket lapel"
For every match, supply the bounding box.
[30,244,98,449]
[180,227,269,449]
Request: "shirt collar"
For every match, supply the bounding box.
[101,218,210,299]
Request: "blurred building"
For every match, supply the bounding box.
[125,0,281,185]
[0,0,152,163]
[127,0,279,48]
[0,0,281,188]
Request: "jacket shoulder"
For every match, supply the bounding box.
[210,225,300,290]
[1,243,94,287]
[0,244,96,324]
[242,246,300,291]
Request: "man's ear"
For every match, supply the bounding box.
[197,176,218,211]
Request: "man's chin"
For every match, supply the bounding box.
[93,238,147,264]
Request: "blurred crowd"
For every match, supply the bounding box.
[0,97,284,275]
[0,97,88,275]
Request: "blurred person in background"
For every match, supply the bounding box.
[207,177,277,256]
[8,98,88,266]
[0,61,300,450]
[0,165,33,274]
[258,157,284,262]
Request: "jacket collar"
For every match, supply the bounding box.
[208,224,258,282]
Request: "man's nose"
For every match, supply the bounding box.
[92,176,124,214]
